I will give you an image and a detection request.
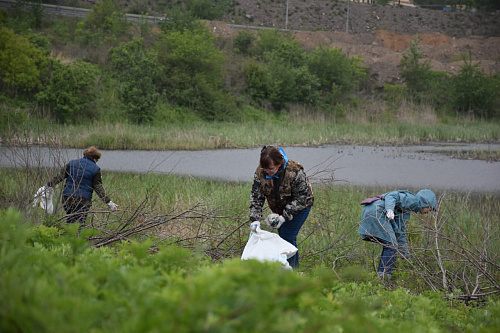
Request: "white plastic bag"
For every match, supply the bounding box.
[241,222,298,270]
[33,186,54,214]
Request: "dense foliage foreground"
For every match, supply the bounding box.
[1,208,499,332]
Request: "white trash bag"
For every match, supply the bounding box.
[33,186,54,214]
[241,221,298,270]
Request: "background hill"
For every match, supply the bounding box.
[68,0,499,85]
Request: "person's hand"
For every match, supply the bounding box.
[107,201,119,211]
[250,221,260,233]
[386,209,395,220]
[265,213,285,229]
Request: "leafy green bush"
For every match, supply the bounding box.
[233,30,256,56]
[0,26,47,95]
[399,36,432,101]
[110,38,160,124]
[75,0,128,47]
[307,46,367,101]
[156,28,235,120]
[268,62,320,109]
[1,207,499,332]
[36,60,101,123]
[154,102,203,124]
[448,53,500,118]
[244,62,272,102]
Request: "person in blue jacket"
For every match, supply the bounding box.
[44,147,118,225]
[358,189,437,279]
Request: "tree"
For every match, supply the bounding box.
[0,26,46,95]
[399,36,432,101]
[36,60,100,123]
[307,46,366,101]
[156,28,232,120]
[448,52,499,118]
[110,38,160,124]
[75,0,128,47]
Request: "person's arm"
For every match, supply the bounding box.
[383,191,401,213]
[46,164,69,187]
[93,170,111,204]
[282,169,310,221]
[249,173,265,222]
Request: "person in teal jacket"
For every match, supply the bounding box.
[358,189,437,279]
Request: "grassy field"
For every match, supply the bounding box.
[3,117,500,150]
[3,167,498,297]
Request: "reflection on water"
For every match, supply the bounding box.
[1,143,499,193]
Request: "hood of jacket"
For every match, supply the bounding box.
[416,189,437,211]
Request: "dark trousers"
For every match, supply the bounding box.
[63,200,90,225]
[278,206,311,269]
[377,239,397,276]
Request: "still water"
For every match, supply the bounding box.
[1,143,499,193]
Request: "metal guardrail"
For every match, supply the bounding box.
[0,0,165,23]
[0,0,298,31]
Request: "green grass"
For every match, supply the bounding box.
[1,168,499,331]
[3,167,498,290]
[3,118,499,150]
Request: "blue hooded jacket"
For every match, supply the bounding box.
[357,189,437,247]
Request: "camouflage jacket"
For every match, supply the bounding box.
[249,159,314,222]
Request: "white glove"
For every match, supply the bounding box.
[250,221,261,233]
[265,213,285,229]
[107,201,118,211]
[386,209,395,220]
[33,186,54,214]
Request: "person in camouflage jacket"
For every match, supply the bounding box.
[249,145,314,269]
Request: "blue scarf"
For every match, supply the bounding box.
[265,147,289,179]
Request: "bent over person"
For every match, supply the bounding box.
[358,189,437,279]
[249,145,314,269]
[40,147,118,226]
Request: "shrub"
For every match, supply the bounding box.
[110,38,160,124]
[233,30,256,56]
[244,62,272,102]
[399,36,432,102]
[448,53,500,118]
[36,60,101,123]
[0,26,46,95]
[307,46,367,100]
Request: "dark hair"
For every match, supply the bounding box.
[83,146,102,161]
[260,145,283,169]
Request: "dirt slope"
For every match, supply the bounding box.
[211,2,500,85]
[72,0,499,85]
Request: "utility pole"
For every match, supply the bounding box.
[346,0,350,34]
[285,0,289,30]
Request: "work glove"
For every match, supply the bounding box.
[33,186,53,200]
[265,213,285,229]
[33,186,54,214]
[250,221,261,234]
[107,201,119,211]
[386,209,395,220]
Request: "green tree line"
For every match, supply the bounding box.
[0,0,498,126]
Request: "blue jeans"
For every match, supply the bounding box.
[278,206,311,269]
[377,239,397,276]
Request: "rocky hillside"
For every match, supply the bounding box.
[224,1,500,38]
[67,1,500,84]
